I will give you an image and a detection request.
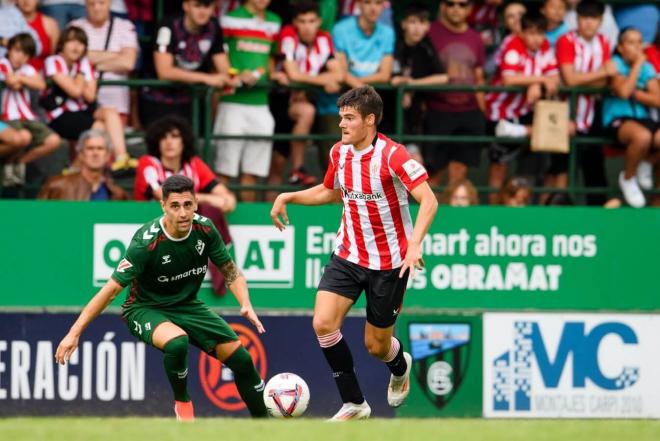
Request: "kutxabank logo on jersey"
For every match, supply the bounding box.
[484,313,660,418]
[408,323,471,410]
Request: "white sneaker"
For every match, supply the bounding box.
[387,352,412,407]
[637,161,653,190]
[2,162,25,186]
[619,172,646,208]
[495,119,528,138]
[328,401,371,421]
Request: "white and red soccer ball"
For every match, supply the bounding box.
[263,373,310,418]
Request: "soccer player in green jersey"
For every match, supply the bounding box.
[55,175,267,421]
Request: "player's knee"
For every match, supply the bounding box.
[163,334,189,358]
[312,315,337,336]
[364,337,389,360]
[223,346,254,375]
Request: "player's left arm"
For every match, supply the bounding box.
[400,182,438,279]
[218,260,265,334]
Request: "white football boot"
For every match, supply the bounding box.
[387,352,412,407]
[328,401,371,421]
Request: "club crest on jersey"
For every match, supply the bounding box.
[162,255,172,264]
[196,240,205,255]
[402,159,425,181]
[116,258,133,273]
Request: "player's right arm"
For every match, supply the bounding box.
[55,279,124,365]
[271,184,340,231]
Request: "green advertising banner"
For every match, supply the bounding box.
[395,313,482,417]
[1,201,659,310]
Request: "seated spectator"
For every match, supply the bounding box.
[40,0,85,30]
[214,0,282,202]
[603,27,660,208]
[38,128,129,200]
[556,0,617,204]
[565,0,618,50]
[43,26,134,171]
[391,3,447,163]
[542,0,569,47]
[440,178,478,206]
[16,0,60,72]
[425,0,486,186]
[70,0,138,123]
[140,0,232,128]
[497,175,532,206]
[467,0,503,47]
[0,2,42,58]
[136,115,236,212]
[1,33,62,187]
[136,115,236,295]
[485,11,560,204]
[272,0,344,190]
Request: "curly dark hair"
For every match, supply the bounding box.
[145,115,197,165]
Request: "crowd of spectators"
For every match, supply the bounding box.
[0,0,659,208]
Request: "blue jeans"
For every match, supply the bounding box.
[39,4,86,29]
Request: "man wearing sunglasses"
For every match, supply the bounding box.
[425,0,487,188]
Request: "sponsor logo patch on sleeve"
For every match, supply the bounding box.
[117,258,133,273]
[402,159,426,181]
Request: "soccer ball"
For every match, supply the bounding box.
[263,372,310,418]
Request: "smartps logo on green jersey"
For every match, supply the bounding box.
[93,223,295,289]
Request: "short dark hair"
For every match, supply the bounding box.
[162,175,195,200]
[576,0,605,18]
[521,10,547,32]
[403,3,430,21]
[336,86,383,124]
[7,33,37,58]
[618,26,640,45]
[291,0,320,18]
[56,26,88,55]
[145,115,197,164]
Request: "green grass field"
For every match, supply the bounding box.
[2,418,659,441]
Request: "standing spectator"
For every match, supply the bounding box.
[40,0,86,30]
[16,0,60,72]
[140,0,232,128]
[70,0,138,123]
[603,27,660,208]
[38,128,129,200]
[425,0,487,185]
[1,33,62,187]
[44,26,133,170]
[485,11,560,204]
[270,0,344,192]
[565,0,618,50]
[0,2,42,58]
[214,0,281,202]
[556,0,617,204]
[440,178,478,206]
[542,0,569,47]
[391,3,447,162]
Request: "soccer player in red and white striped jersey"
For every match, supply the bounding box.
[271,1,344,189]
[271,86,438,420]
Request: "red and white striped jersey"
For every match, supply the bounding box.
[0,58,38,121]
[43,55,95,121]
[556,31,611,132]
[279,25,334,75]
[485,35,559,121]
[323,133,428,270]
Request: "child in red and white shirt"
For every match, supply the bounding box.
[0,33,61,186]
[485,11,560,203]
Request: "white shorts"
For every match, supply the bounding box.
[213,102,274,178]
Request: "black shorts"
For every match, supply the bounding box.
[49,108,95,140]
[423,109,486,173]
[317,254,409,328]
[609,118,660,148]
[487,113,534,164]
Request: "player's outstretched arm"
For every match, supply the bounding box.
[55,279,124,365]
[271,184,340,231]
[219,260,265,334]
[399,182,438,279]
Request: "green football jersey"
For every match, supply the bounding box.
[112,213,231,308]
[222,6,281,106]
